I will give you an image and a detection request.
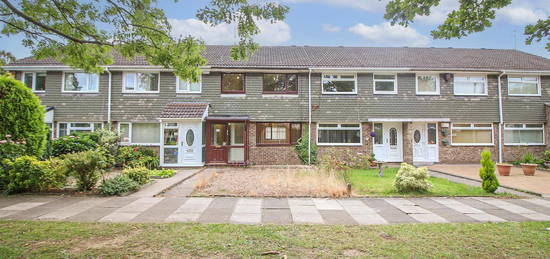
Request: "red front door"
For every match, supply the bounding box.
[206,120,248,165]
[208,123,228,163]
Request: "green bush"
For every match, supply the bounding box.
[0,138,27,161]
[149,169,176,178]
[126,156,160,170]
[98,175,140,196]
[122,166,150,185]
[295,125,317,164]
[393,163,432,193]
[0,75,48,157]
[37,158,67,191]
[63,151,108,191]
[479,149,499,193]
[116,146,159,169]
[320,148,374,171]
[0,156,67,194]
[51,135,98,157]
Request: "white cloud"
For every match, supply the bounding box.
[168,18,291,45]
[497,6,546,25]
[414,0,459,25]
[349,22,430,47]
[321,24,341,32]
[283,0,388,12]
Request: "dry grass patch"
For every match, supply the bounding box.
[193,168,349,197]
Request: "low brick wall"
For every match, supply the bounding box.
[248,122,302,165]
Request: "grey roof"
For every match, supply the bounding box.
[7,45,550,71]
[159,102,208,119]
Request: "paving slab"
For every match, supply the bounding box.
[38,198,111,220]
[313,199,343,210]
[318,210,357,225]
[362,199,417,224]
[66,197,138,222]
[338,199,387,225]
[473,197,550,221]
[411,198,476,223]
[262,198,289,209]
[198,198,237,223]
[165,197,213,222]
[289,198,324,224]
[131,169,201,198]
[99,197,164,222]
[521,198,550,209]
[431,198,506,222]
[262,208,292,224]
[230,198,262,224]
[4,197,78,220]
[460,198,526,222]
[132,197,187,223]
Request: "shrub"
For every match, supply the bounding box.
[116,146,159,169]
[63,151,108,191]
[0,156,66,194]
[51,135,97,157]
[393,163,432,193]
[98,175,140,196]
[320,148,374,171]
[37,158,67,191]
[295,125,317,164]
[149,169,176,178]
[126,156,160,170]
[479,149,499,193]
[122,166,150,185]
[0,75,48,157]
[0,138,27,161]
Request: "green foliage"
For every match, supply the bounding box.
[320,148,374,171]
[98,175,140,196]
[0,75,48,157]
[63,151,108,191]
[0,156,66,194]
[149,169,176,179]
[51,135,98,157]
[479,149,499,193]
[393,163,432,193]
[122,167,150,185]
[295,125,317,164]
[0,51,15,73]
[525,19,550,51]
[117,146,159,169]
[543,150,550,161]
[0,0,288,80]
[0,138,27,161]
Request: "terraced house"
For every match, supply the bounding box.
[4,46,550,167]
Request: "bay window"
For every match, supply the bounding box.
[373,74,397,94]
[416,74,439,95]
[177,75,201,93]
[454,75,487,95]
[123,72,159,93]
[508,76,540,96]
[317,123,362,145]
[23,72,46,92]
[322,74,357,94]
[504,124,544,145]
[57,122,102,137]
[63,72,99,92]
[221,73,245,94]
[263,74,298,94]
[118,123,160,145]
[257,122,302,145]
[451,123,493,145]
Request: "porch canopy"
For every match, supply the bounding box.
[159,102,209,120]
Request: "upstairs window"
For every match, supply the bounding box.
[322,74,357,94]
[257,122,301,145]
[221,73,245,94]
[263,74,298,94]
[373,74,397,94]
[451,123,493,145]
[416,74,439,95]
[23,72,46,92]
[508,76,540,96]
[123,72,159,93]
[504,124,544,145]
[317,123,362,145]
[58,122,102,137]
[454,75,487,95]
[63,72,99,92]
[177,75,201,93]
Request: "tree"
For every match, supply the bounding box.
[479,149,499,193]
[0,0,288,81]
[384,0,549,51]
[0,50,15,73]
[0,74,48,157]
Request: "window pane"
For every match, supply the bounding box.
[24,73,34,89]
[290,123,302,144]
[509,81,538,95]
[149,74,159,91]
[164,128,178,145]
[374,75,395,80]
[120,124,130,142]
[287,74,298,92]
[35,73,46,91]
[374,123,383,145]
[212,124,226,146]
[93,123,102,131]
[164,148,178,164]
[222,74,244,92]
[88,74,99,91]
[124,73,136,90]
[136,73,158,91]
[322,80,355,93]
[455,79,486,95]
[59,123,68,137]
[375,81,395,92]
[505,124,523,128]
[229,147,245,162]
[319,124,338,128]
[318,129,361,144]
[453,129,492,144]
[189,81,201,92]
[526,124,543,128]
[257,123,290,144]
[230,123,244,145]
[263,74,286,92]
[428,123,437,144]
[474,124,492,128]
[418,75,436,93]
[71,123,91,128]
[132,123,160,143]
[505,129,543,144]
[341,124,360,128]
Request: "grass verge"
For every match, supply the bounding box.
[345,168,515,197]
[0,220,549,258]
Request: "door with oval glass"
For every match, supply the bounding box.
[373,122,403,162]
[161,122,203,166]
[411,122,438,163]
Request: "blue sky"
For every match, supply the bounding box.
[3,0,549,58]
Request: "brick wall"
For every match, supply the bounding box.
[402,122,413,163]
[438,122,499,163]
[314,122,373,162]
[248,122,303,165]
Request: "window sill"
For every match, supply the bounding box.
[374,92,398,95]
[416,93,440,96]
[119,143,160,146]
[453,94,488,96]
[256,143,294,147]
[221,94,246,98]
[507,94,541,97]
[122,93,160,97]
[504,144,545,146]
[450,144,494,146]
[262,94,299,98]
[317,143,363,146]
[321,92,358,95]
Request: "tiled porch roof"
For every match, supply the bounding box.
[159,102,208,119]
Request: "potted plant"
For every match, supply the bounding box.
[520,153,538,176]
[496,163,513,176]
[543,150,550,168]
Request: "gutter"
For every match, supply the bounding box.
[497,71,506,163]
[308,68,312,165]
[106,68,112,124]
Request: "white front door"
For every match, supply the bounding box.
[411,122,438,163]
[372,122,403,162]
[161,121,203,167]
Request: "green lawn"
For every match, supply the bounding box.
[345,168,513,197]
[0,220,549,258]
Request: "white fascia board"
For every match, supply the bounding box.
[367,118,451,122]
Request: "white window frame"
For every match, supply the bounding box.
[22,72,46,92]
[451,123,494,146]
[507,75,541,96]
[504,123,545,146]
[117,122,161,146]
[453,74,488,96]
[321,73,357,95]
[373,73,398,94]
[415,74,440,95]
[57,122,102,138]
[317,123,362,146]
[176,74,202,94]
[122,72,161,93]
[61,72,100,93]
